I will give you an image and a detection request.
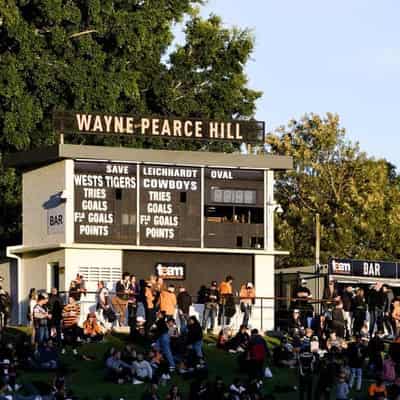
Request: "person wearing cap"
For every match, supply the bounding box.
[33,292,50,346]
[239,282,256,328]
[202,281,220,332]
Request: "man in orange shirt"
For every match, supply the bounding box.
[218,276,234,326]
[219,275,233,296]
[239,282,256,328]
[160,285,177,319]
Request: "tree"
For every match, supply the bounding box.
[0,1,261,248]
[267,113,400,267]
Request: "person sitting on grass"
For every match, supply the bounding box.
[272,336,296,368]
[229,377,247,400]
[148,346,170,383]
[368,376,387,399]
[336,372,350,400]
[165,384,184,400]
[326,330,347,353]
[37,340,59,370]
[82,312,104,342]
[216,327,234,350]
[132,353,153,384]
[121,344,137,364]
[226,325,250,353]
[210,376,227,400]
[141,383,160,400]
[105,349,134,384]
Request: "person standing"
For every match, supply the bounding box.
[96,280,112,328]
[341,286,354,338]
[323,279,339,315]
[187,316,204,361]
[331,301,346,338]
[62,296,81,355]
[69,274,87,302]
[28,288,37,344]
[0,284,11,328]
[127,275,139,335]
[298,351,315,400]
[177,286,192,333]
[113,272,131,326]
[353,288,367,335]
[159,285,177,319]
[382,285,394,337]
[218,276,233,326]
[368,282,385,336]
[33,292,50,346]
[202,281,219,332]
[239,282,255,328]
[348,334,366,392]
[247,328,269,381]
[145,280,156,335]
[48,288,64,346]
[154,311,175,372]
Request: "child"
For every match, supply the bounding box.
[336,373,350,400]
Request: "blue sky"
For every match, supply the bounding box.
[178,0,400,167]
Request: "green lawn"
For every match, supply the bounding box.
[8,328,298,399]
[5,328,370,400]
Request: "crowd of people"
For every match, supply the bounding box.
[276,278,400,400]
[1,273,400,399]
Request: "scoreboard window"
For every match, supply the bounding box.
[205,205,263,224]
[210,187,256,205]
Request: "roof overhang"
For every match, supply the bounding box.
[5,144,293,171]
[7,243,289,256]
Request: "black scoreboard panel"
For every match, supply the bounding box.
[74,162,265,249]
[204,168,265,249]
[139,165,201,247]
[74,161,137,244]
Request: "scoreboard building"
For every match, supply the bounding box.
[6,114,292,330]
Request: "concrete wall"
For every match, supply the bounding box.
[253,254,275,331]
[123,250,254,296]
[0,258,18,323]
[19,249,66,323]
[23,160,74,247]
[65,248,122,320]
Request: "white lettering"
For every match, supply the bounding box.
[76,114,92,131]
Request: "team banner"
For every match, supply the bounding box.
[329,257,398,279]
[53,111,265,143]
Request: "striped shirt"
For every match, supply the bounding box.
[62,303,80,327]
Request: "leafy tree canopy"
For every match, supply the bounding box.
[0,0,261,247]
[267,113,400,267]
